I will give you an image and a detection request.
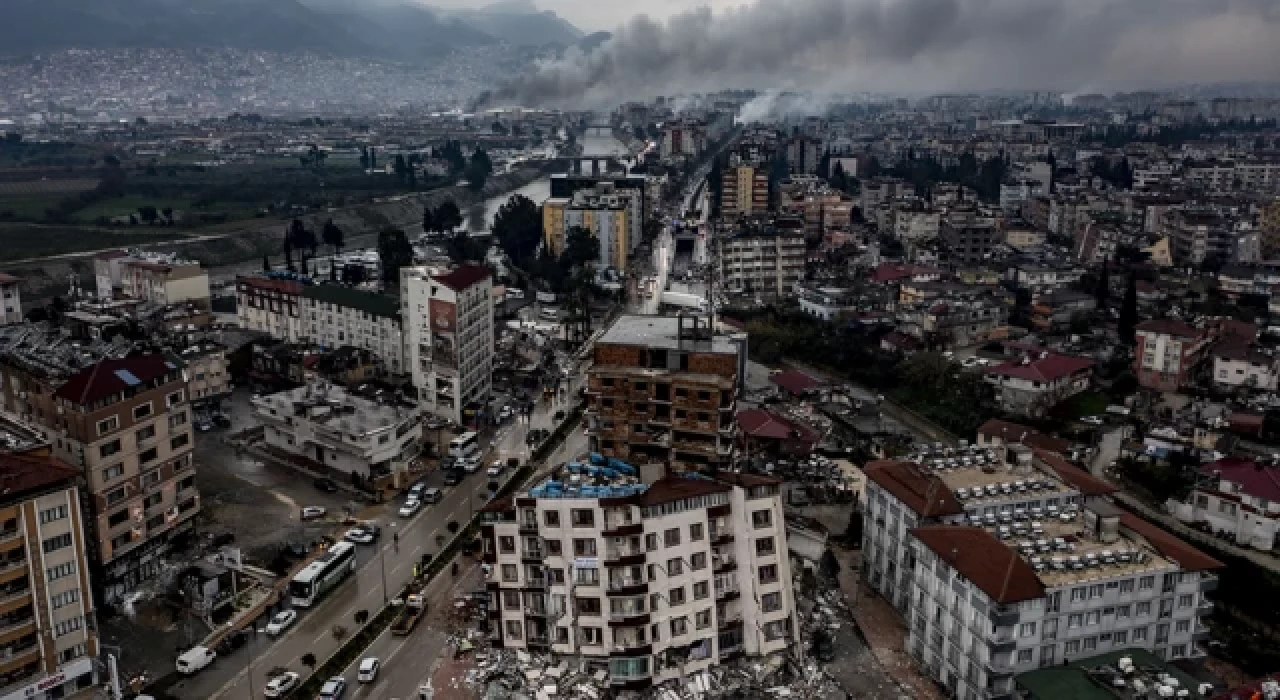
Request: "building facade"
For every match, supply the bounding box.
[1133,320,1214,391]
[721,164,769,221]
[175,343,232,405]
[50,355,199,603]
[301,285,405,375]
[236,276,305,343]
[0,274,22,325]
[480,471,798,689]
[717,228,806,298]
[401,265,494,426]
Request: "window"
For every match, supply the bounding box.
[664,528,681,547]
[105,487,126,506]
[1089,584,1104,599]
[574,568,599,586]
[39,505,68,524]
[1139,576,1155,591]
[501,564,518,582]
[54,616,83,638]
[1083,636,1097,652]
[505,620,523,640]
[544,510,560,527]
[669,617,688,636]
[752,510,772,528]
[696,609,712,629]
[575,597,601,615]
[762,592,782,612]
[1178,594,1193,608]
[669,586,686,605]
[139,447,158,464]
[47,562,75,581]
[1137,602,1151,617]
[667,558,683,576]
[693,581,709,599]
[51,589,80,609]
[759,564,778,584]
[645,534,658,551]
[499,536,515,554]
[1017,649,1034,663]
[581,627,602,645]
[1117,605,1131,618]
[572,539,597,557]
[169,411,188,430]
[691,552,707,570]
[1086,611,1101,626]
[135,425,156,443]
[59,644,86,664]
[133,402,153,420]
[690,523,704,541]
[1114,630,1128,645]
[1064,640,1081,654]
[96,416,119,436]
[170,433,190,451]
[763,620,786,641]
[1070,587,1086,602]
[99,440,122,459]
[1172,644,1187,658]
[571,509,595,527]
[142,469,160,488]
[1133,626,1148,642]
[1019,622,1037,638]
[756,537,775,556]
[1068,614,1083,629]
[167,390,184,407]
[1175,620,1190,634]
[547,540,562,556]
[1119,579,1135,594]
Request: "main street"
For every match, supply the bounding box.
[172,374,585,700]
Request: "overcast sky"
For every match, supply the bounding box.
[430,0,735,32]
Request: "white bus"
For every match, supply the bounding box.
[448,431,480,459]
[290,542,357,607]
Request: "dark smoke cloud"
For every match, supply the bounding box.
[490,0,1280,107]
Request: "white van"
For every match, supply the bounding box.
[176,646,216,675]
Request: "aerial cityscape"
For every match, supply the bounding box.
[0,1,1279,699]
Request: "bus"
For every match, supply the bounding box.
[448,431,480,459]
[290,542,357,607]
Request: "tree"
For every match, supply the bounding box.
[819,549,841,579]
[359,146,370,171]
[137,205,158,225]
[465,158,488,191]
[491,194,542,262]
[843,509,863,545]
[563,226,600,269]
[283,242,295,272]
[434,200,462,234]
[262,253,271,273]
[1095,260,1110,308]
[161,207,173,222]
[1118,273,1138,345]
[321,219,344,253]
[377,227,414,287]
[329,258,338,282]
[301,653,316,670]
[422,205,435,235]
[444,231,484,263]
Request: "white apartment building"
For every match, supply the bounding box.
[236,276,305,342]
[1209,337,1279,392]
[863,446,1220,700]
[480,470,798,690]
[252,380,421,483]
[0,273,21,325]
[894,208,941,243]
[401,264,493,426]
[1169,457,1280,552]
[717,228,806,298]
[301,285,405,375]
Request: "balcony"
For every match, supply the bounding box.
[524,605,548,617]
[990,606,1020,627]
[988,633,1016,653]
[0,528,20,546]
[602,520,643,537]
[985,655,1015,676]
[604,548,645,566]
[0,614,34,639]
[1193,622,1211,642]
[713,557,737,574]
[607,578,647,596]
[715,586,740,602]
[1199,573,1219,593]
[1198,600,1214,615]
[710,530,734,546]
[518,520,539,535]
[521,548,545,562]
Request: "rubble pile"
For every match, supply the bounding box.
[457,649,611,700]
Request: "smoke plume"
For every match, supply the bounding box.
[490,0,1280,107]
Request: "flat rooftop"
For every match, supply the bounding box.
[252,381,415,436]
[598,315,739,355]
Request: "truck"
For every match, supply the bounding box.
[659,291,709,311]
[391,593,427,636]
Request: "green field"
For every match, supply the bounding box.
[0,225,189,262]
[73,196,191,223]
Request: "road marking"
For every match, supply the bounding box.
[313,630,329,645]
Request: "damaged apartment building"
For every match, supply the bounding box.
[585,315,748,473]
[479,458,798,690]
[862,443,1219,700]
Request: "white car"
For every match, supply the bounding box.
[357,657,381,683]
[344,524,380,545]
[300,506,327,521]
[486,465,503,478]
[398,499,421,518]
[1080,415,1105,426]
[460,457,481,473]
[264,610,297,636]
[263,671,301,698]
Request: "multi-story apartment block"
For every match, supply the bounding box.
[942,213,1001,265]
[1170,457,1279,552]
[721,163,769,221]
[585,315,745,473]
[0,453,99,699]
[543,184,638,273]
[301,285,405,375]
[50,355,199,603]
[717,225,806,298]
[401,264,493,427]
[0,274,21,325]
[660,120,706,160]
[864,446,1220,700]
[120,256,211,308]
[1133,320,1215,391]
[1165,210,1233,266]
[984,352,1095,418]
[236,276,305,342]
[549,174,648,255]
[479,468,798,689]
[252,380,420,485]
[174,342,232,405]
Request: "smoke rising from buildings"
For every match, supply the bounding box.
[491,0,1280,108]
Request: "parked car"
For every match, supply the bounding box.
[1080,415,1105,426]
[318,676,347,700]
[357,657,381,683]
[399,499,422,518]
[175,646,216,675]
[263,671,301,697]
[300,506,327,521]
[422,487,443,504]
[313,478,339,493]
[442,470,462,486]
[264,610,296,636]
[459,456,481,473]
[344,524,381,545]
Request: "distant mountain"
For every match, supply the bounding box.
[0,0,582,60]
[577,32,612,53]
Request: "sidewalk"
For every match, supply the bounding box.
[838,550,944,700]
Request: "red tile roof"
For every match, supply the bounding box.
[1199,457,1280,503]
[736,408,819,444]
[985,352,1094,383]
[53,355,179,406]
[1032,448,1116,497]
[977,419,1070,455]
[0,454,79,504]
[1118,513,1223,572]
[1136,319,1201,338]
[769,370,823,395]
[911,526,1046,603]
[640,476,731,506]
[864,460,964,518]
[434,264,491,291]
